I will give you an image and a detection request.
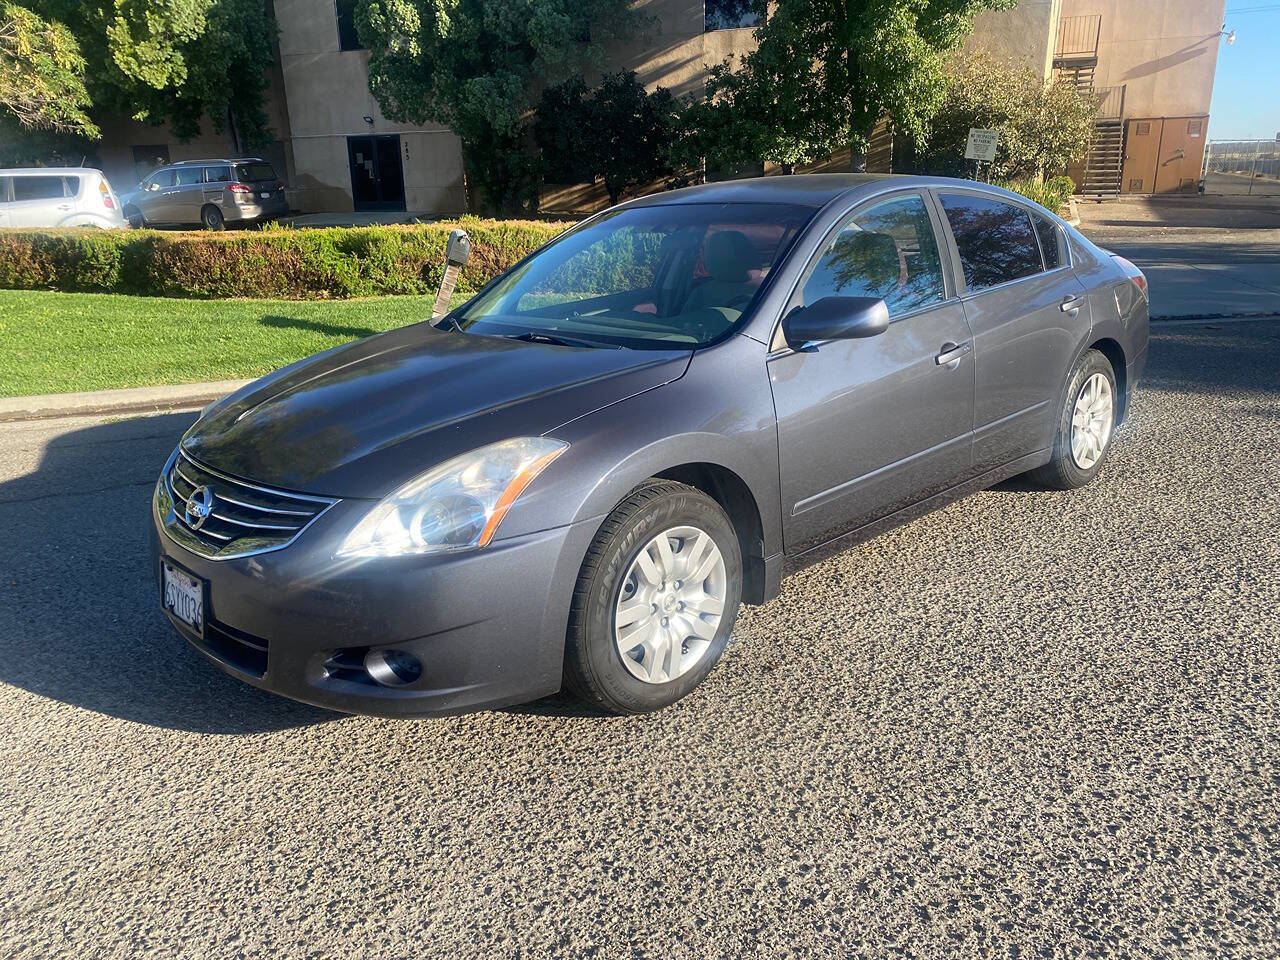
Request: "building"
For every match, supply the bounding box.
[91,0,1229,213]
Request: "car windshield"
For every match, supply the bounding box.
[235,162,276,182]
[447,202,815,349]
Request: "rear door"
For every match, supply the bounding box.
[935,190,1091,472]
[203,165,233,211]
[769,190,976,553]
[7,174,73,226]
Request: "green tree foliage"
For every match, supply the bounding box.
[537,72,678,205]
[908,54,1098,180]
[358,0,639,213]
[700,0,1017,171]
[0,3,97,137]
[21,0,276,150]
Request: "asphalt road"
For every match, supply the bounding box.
[2,320,1278,958]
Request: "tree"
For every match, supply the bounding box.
[537,72,678,205]
[0,3,97,138]
[358,0,639,213]
[18,0,276,152]
[705,0,1017,171]
[905,54,1099,180]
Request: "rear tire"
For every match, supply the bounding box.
[564,480,742,715]
[1029,348,1118,490]
[201,205,225,231]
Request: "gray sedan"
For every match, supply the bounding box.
[150,175,1149,716]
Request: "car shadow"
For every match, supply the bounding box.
[0,412,339,734]
[259,313,381,340]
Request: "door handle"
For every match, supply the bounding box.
[1061,295,1086,314]
[935,341,972,366]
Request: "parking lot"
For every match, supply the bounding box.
[1,317,1278,957]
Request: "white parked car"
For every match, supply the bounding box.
[0,167,126,229]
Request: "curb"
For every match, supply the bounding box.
[0,380,251,423]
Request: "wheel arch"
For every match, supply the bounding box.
[651,462,771,604]
[1088,336,1129,423]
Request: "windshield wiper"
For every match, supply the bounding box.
[504,331,617,349]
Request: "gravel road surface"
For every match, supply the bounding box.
[1,320,1278,958]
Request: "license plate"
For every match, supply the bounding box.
[259,191,271,199]
[162,560,204,635]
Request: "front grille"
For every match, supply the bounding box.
[160,448,337,560]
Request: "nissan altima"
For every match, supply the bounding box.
[152,174,1149,716]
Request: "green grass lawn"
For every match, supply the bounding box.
[0,289,446,397]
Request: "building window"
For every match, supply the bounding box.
[336,0,364,51]
[705,0,759,32]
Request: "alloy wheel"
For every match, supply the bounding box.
[1070,372,1114,470]
[613,525,727,684]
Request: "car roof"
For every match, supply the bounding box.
[621,173,1051,214]
[169,158,267,166]
[0,167,104,176]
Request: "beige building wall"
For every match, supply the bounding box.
[964,0,1063,78]
[273,0,466,214]
[1062,0,1226,118]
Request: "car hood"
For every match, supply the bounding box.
[182,322,691,498]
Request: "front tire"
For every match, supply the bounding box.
[124,206,145,229]
[201,204,225,231]
[1030,349,1118,490]
[564,480,742,714]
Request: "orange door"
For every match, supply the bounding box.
[1121,118,1162,194]
[1153,116,1208,194]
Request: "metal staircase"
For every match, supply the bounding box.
[1080,119,1124,199]
[1053,14,1125,201]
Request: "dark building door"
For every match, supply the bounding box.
[347,135,406,211]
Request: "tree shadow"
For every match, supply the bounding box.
[259,313,380,340]
[0,412,338,733]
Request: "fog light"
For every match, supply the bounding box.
[363,648,423,686]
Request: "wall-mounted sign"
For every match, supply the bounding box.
[964,128,1000,163]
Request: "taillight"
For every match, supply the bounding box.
[228,184,251,194]
[1111,254,1148,302]
[98,180,115,209]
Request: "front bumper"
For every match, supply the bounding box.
[151,482,597,717]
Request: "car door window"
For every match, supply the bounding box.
[203,166,232,183]
[939,194,1045,291]
[12,176,67,201]
[145,170,176,192]
[0,176,10,203]
[175,167,204,187]
[1031,213,1062,270]
[799,193,946,318]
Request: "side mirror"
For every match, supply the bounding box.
[782,296,890,347]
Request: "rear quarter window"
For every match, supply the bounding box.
[235,163,276,183]
[939,193,1045,292]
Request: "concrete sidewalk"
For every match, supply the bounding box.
[0,380,250,423]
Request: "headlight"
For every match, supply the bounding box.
[337,437,568,558]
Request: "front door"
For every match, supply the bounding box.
[347,135,406,212]
[770,191,976,554]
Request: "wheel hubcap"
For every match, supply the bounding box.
[1070,372,1114,470]
[614,525,726,684]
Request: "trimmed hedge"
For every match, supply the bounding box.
[0,217,569,300]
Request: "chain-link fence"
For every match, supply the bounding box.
[1202,139,1280,196]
